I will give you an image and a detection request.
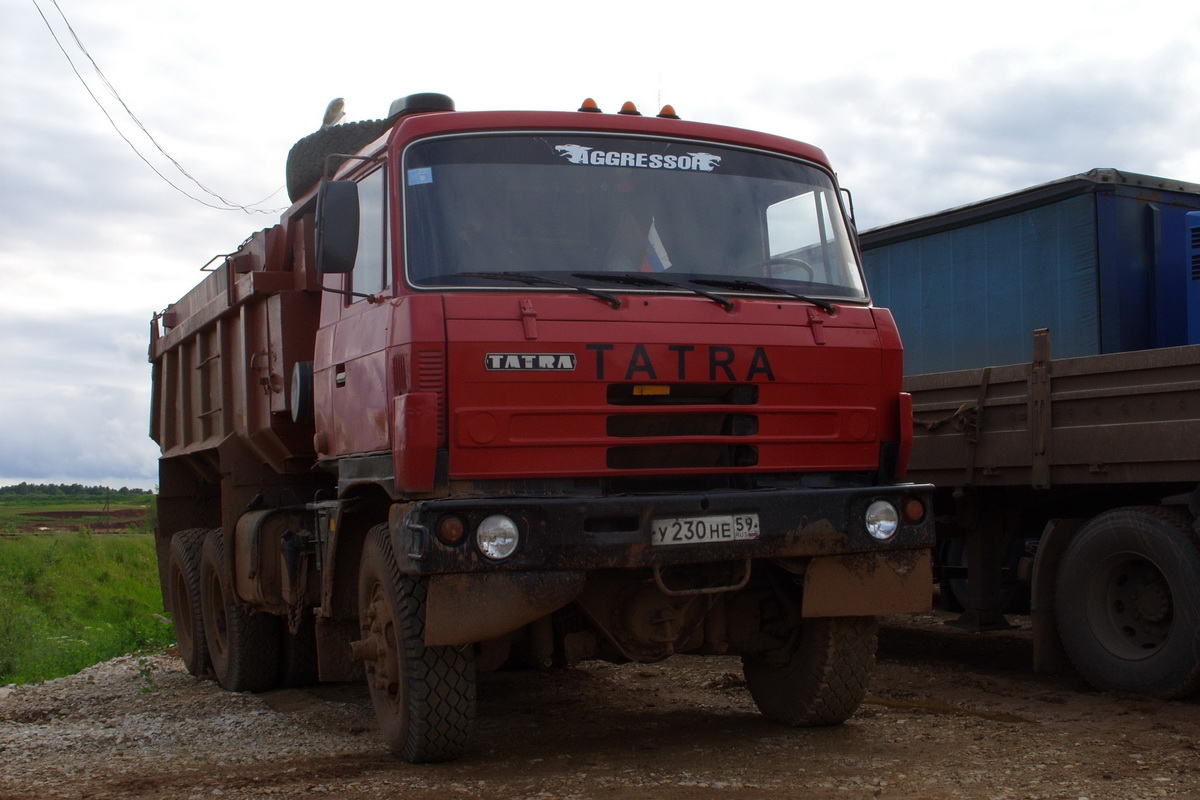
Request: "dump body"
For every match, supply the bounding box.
[151,95,935,761]
[859,170,1200,699]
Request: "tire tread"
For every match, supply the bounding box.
[200,528,280,693]
[167,528,211,677]
[743,616,878,727]
[361,525,475,762]
[285,120,391,201]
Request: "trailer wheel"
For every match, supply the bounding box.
[285,119,391,202]
[165,528,211,677]
[938,537,1032,615]
[1055,507,1200,699]
[356,524,476,762]
[742,615,878,726]
[199,528,281,692]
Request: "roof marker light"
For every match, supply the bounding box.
[657,104,680,119]
[579,98,602,113]
[618,101,642,116]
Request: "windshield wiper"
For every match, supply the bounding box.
[689,278,836,314]
[451,272,621,309]
[571,272,734,311]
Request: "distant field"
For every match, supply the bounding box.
[0,493,171,684]
[0,494,153,534]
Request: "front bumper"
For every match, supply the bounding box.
[391,482,935,575]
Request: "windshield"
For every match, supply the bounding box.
[403,134,866,300]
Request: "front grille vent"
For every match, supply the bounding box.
[603,383,761,470]
[607,413,758,438]
[415,349,446,442]
[607,444,758,470]
[606,383,758,406]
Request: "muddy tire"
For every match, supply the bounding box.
[166,528,211,677]
[743,616,878,726]
[1055,507,1200,699]
[199,528,281,693]
[285,119,391,202]
[278,613,320,688]
[939,537,1032,615]
[357,524,475,762]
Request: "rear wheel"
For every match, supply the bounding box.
[199,528,281,692]
[278,613,320,688]
[166,528,210,677]
[355,525,476,762]
[742,615,878,726]
[1055,507,1200,698]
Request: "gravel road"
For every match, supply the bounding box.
[2,609,1197,799]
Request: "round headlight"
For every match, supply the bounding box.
[476,515,520,560]
[865,501,899,540]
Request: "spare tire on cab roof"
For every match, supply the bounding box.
[284,118,391,202]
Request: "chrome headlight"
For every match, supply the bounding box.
[476,515,520,560]
[865,501,899,540]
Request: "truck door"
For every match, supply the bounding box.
[314,167,394,458]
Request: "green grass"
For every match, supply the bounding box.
[0,530,174,684]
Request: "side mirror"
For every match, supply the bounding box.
[316,180,360,274]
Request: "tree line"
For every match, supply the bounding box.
[0,482,154,497]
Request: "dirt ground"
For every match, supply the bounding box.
[11,507,148,534]
[1,608,1197,800]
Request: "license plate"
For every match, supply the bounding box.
[651,513,760,545]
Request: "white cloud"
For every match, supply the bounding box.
[0,313,158,489]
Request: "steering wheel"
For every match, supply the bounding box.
[763,256,815,282]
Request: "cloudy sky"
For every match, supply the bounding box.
[2,0,1198,490]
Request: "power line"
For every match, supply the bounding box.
[30,0,285,214]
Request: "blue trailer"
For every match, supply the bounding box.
[863,168,1200,374]
[859,169,1200,699]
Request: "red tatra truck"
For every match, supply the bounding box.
[150,92,935,762]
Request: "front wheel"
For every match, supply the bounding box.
[1055,507,1200,698]
[355,525,476,762]
[742,615,878,726]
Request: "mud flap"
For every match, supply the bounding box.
[801,550,932,617]
[424,571,586,646]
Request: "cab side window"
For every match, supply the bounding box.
[352,168,389,298]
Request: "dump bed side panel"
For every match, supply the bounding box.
[149,221,321,475]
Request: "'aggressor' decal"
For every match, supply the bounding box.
[555,145,722,172]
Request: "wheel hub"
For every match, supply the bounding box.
[1133,580,1171,624]
[352,585,401,705]
[1092,556,1173,658]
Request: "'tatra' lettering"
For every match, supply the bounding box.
[585,344,774,382]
